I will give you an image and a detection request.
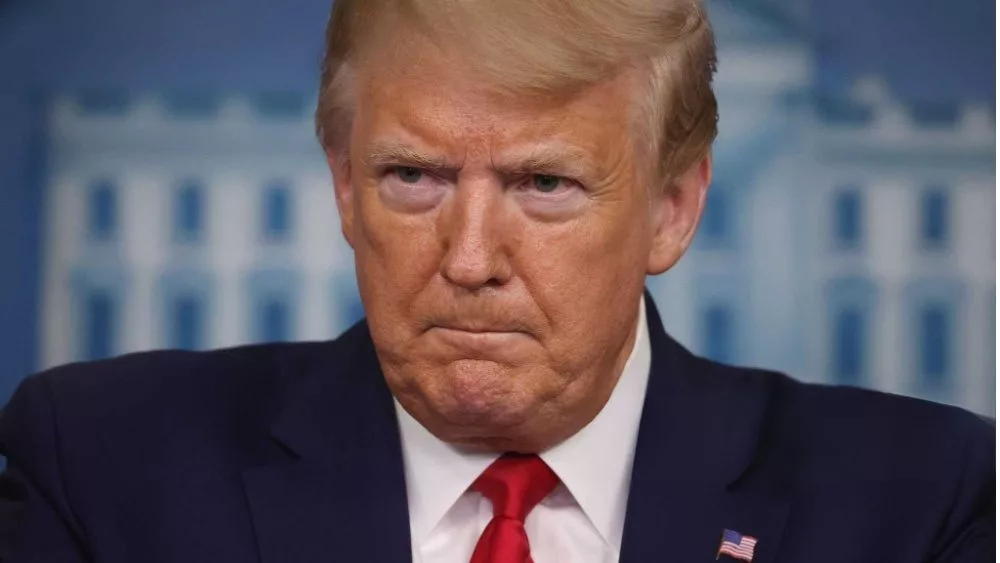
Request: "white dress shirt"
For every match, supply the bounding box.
[394,298,652,563]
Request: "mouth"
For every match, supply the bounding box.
[427,325,533,347]
[422,323,537,360]
[427,319,531,335]
[429,326,527,337]
[432,325,523,334]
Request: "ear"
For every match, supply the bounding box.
[327,148,356,249]
[646,153,712,275]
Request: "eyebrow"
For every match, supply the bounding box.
[493,144,597,179]
[361,140,599,180]
[363,142,457,171]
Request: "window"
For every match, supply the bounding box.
[919,302,951,390]
[832,188,863,250]
[170,294,204,350]
[254,92,307,118]
[163,92,219,118]
[909,103,960,128]
[700,187,731,248]
[832,305,867,385]
[336,287,366,330]
[826,276,876,386]
[262,183,293,242]
[331,277,366,334]
[260,296,293,342]
[88,180,117,241]
[159,270,212,351]
[174,181,204,242]
[344,294,366,326]
[247,269,299,343]
[77,90,130,115]
[903,279,962,401]
[72,268,127,362]
[815,96,873,126]
[701,303,733,363]
[83,291,116,360]
[919,188,949,249]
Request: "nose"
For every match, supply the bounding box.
[438,181,511,290]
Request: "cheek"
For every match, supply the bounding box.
[354,187,443,314]
[524,195,648,280]
[516,206,648,345]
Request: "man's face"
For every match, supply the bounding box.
[329,39,708,451]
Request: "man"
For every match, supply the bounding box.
[0,0,992,561]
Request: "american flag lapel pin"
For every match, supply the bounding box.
[716,528,758,562]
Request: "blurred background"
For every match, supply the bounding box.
[0,0,994,414]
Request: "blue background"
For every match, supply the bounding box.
[0,0,994,407]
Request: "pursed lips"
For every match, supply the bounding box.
[428,327,532,355]
[431,324,525,334]
[426,320,535,341]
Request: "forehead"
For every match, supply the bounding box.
[352,35,639,161]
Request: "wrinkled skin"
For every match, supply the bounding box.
[328,37,711,453]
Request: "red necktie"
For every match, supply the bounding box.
[469,453,560,563]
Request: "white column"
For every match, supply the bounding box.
[746,161,801,375]
[298,270,329,341]
[960,287,990,414]
[953,182,993,414]
[868,180,912,396]
[211,173,256,347]
[121,171,167,353]
[40,175,80,369]
[876,281,906,396]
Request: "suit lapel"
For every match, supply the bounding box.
[241,325,412,563]
[620,296,789,563]
[237,295,787,563]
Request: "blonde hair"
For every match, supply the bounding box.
[315,0,718,191]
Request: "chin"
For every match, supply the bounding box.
[429,360,538,427]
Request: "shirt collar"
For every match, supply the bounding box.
[394,400,497,543]
[394,296,652,549]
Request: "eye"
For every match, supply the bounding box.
[393,166,424,184]
[531,174,567,193]
[378,165,446,212]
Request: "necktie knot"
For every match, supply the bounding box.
[472,453,559,522]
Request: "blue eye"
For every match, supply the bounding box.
[394,167,424,183]
[532,175,562,193]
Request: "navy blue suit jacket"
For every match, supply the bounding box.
[0,298,993,562]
